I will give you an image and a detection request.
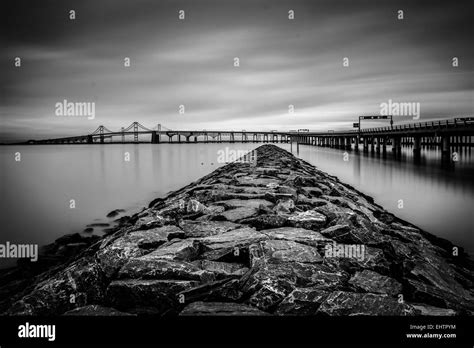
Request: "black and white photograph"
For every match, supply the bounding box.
[1,0,473,346]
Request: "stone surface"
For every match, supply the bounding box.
[276,288,331,315]
[178,220,241,238]
[257,239,323,263]
[106,279,199,315]
[348,270,402,296]
[260,227,330,247]
[118,258,213,282]
[97,228,186,278]
[215,207,260,222]
[180,301,268,316]
[64,304,134,316]
[139,239,201,262]
[317,291,416,316]
[200,227,268,261]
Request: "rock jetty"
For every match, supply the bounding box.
[1,145,473,316]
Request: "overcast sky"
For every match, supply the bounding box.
[1,0,473,142]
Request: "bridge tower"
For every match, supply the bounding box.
[99,125,105,144]
[121,127,125,143]
[151,124,161,144]
[133,122,139,142]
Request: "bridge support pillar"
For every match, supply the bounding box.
[151,132,160,144]
[413,136,421,157]
[87,135,93,144]
[441,136,450,160]
[345,137,351,150]
[392,137,401,155]
[382,137,387,154]
[363,137,368,152]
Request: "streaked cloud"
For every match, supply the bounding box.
[1,0,473,141]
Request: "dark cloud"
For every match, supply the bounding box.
[1,0,473,141]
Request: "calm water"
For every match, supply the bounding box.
[1,143,473,268]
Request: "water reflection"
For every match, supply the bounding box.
[288,143,474,257]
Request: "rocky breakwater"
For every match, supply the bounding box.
[2,144,474,316]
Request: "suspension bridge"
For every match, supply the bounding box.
[23,117,474,160]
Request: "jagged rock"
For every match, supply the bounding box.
[274,198,296,214]
[215,207,260,222]
[299,187,324,198]
[276,186,298,200]
[8,257,105,315]
[319,224,351,240]
[118,258,214,282]
[64,305,135,316]
[179,220,241,238]
[411,304,457,316]
[276,288,331,315]
[256,167,280,176]
[140,239,201,262]
[193,260,248,279]
[180,301,268,316]
[178,278,244,303]
[408,255,472,300]
[214,199,274,210]
[286,175,319,187]
[405,279,474,312]
[348,270,402,296]
[287,210,327,230]
[236,177,279,187]
[240,214,289,230]
[240,261,348,311]
[260,227,331,247]
[106,209,126,218]
[200,227,268,261]
[202,205,226,216]
[97,228,184,278]
[317,291,416,316]
[323,245,391,276]
[134,214,166,230]
[257,240,323,263]
[106,279,199,315]
[264,192,295,203]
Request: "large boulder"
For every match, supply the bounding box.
[97,227,185,278]
[63,304,134,316]
[178,220,241,238]
[252,240,323,264]
[276,288,331,315]
[118,258,213,282]
[8,257,106,315]
[317,291,416,316]
[199,227,268,261]
[240,261,348,311]
[180,301,269,316]
[215,207,260,222]
[106,279,199,315]
[138,239,201,262]
[348,270,402,297]
[260,227,331,247]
